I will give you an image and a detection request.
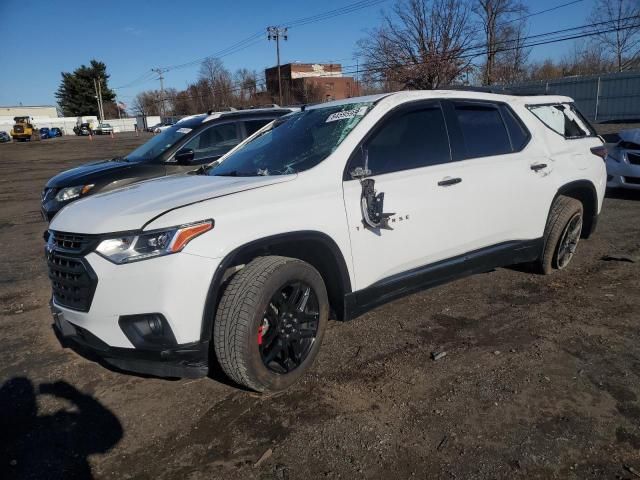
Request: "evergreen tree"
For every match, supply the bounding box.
[55,60,116,116]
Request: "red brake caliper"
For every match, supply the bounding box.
[257,326,264,345]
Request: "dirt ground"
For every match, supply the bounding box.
[1,132,639,480]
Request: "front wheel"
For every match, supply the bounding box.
[213,256,329,392]
[536,195,584,274]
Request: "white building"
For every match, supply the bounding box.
[0,105,58,118]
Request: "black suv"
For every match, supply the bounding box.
[41,108,294,221]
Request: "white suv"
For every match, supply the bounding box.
[46,91,606,391]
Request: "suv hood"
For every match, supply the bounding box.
[46,159,135,188]
[50,174,294,234]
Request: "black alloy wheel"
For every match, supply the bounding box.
[556,212,582,269]
[259,281,320,374]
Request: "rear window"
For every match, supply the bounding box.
[454,103,512,158]
[528,103,595,138]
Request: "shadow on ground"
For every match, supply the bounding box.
[0,378,122,480]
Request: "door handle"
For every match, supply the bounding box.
[438,177,462,186]
[530,163,548,172]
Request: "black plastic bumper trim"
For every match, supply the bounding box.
[52,312,208,379]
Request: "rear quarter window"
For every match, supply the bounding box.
[528,103,595,138]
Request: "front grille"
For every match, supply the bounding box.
[13,125,24,134]
[42,187,57,202]
[624,176,640,185]
[49,231,97,254]
[46,230,99,311]
[47,249,97,312]
[627,153,640,165]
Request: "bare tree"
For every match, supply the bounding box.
[473,0,528,85]
[490,18,530,84]
[358,0,475,90]
[234,68,258,105]
[560,42,615,76]
[526,59,561,81]
[589,0,640,72]
[198,57,234,110]
[132,90,162,116]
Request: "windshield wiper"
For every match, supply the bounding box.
[194,161,220,175]
[214,170,257,177]
[110,156,128,162]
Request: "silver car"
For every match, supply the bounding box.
[606,129,640,190]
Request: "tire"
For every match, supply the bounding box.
[213,256,329,392]
[536,195,584,274]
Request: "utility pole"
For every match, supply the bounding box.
[151,68,167,118]
[97,76,105,121]
[93,78,104,122]
[267,26,288,106]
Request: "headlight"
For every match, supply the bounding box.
[55,184,94,202]
[95,220,213,264]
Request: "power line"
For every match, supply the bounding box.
[137,16,640,110]
[115,0,392,87]
[498,0,586,27]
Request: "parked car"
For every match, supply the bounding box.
[50,127,63,137]
[605,128,640,190]
[41,107,294,221]
[39,127,51,139]
[145,123,162,133]
[0,131,11,143]
[94,123,113,135]
[45,91,605,391]
[73,123,92,136]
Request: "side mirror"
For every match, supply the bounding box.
[174,148,194,165]
[350,145,371,179]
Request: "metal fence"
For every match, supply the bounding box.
[497,70,640,123]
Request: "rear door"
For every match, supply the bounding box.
[442,100,555,243]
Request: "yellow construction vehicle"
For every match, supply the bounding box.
[11,116,36,141]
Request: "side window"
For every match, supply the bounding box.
[365,107,450,175]
[454,103,512,158]
[528,103,594,138]
[182,123,239,161]
[499,105,530,150]
[244,119,272,136]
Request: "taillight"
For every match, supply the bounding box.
[590,145,607,160]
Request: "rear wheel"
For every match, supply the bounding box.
[536,195,583,274]
[213,256,329,392]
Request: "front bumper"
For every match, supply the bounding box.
[606,157,640,190]
[48,247,221,378]
[52,306,209,378]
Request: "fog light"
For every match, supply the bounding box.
[148,316,164,336]
[119,313,177,349]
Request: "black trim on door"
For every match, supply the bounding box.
[343,238,543,320]
[441,99,532,160]
[342,99,451,180]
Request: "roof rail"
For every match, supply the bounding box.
[442,85,550,96]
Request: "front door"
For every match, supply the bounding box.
[342,102,473,291]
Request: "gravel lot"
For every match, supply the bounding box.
[1,132,639,480]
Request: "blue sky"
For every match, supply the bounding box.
[0,0,597,107]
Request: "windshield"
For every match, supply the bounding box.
[211,102,373,176]
[125,125,195,162]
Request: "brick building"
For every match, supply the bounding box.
[265,63,359,105]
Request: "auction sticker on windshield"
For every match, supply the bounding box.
[325,106,368,123]
[177,128,192,134]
